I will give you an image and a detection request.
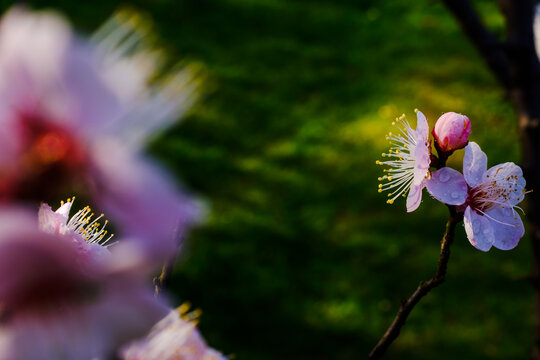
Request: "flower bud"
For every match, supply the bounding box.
[432,112,471,153]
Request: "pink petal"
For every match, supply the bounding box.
[91,140,201,264]
[425,167,467,205]
[415,110,429,141]
[406,182,423,212]
[485,207,524,250]
[464,206,494,251]
[463,142,487,188]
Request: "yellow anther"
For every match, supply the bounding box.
[387,176,393,181]
[387,199,394,204]
[378,189,382,193]
[381,153,386,157]
[378,184,383,188]
[414,108,418,113]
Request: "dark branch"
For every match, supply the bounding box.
[442,0,511,89]
[368,207,462,360]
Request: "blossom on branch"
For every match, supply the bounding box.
[427,142,527,251]
[377,109,431,212]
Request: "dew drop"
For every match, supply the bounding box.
[439,169,450,183]
[451,192,460,199]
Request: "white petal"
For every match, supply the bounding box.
[483,162,526,206]
[426,167,467,205]
[485,207,524,250]
[464,206,494,251]
[463,142,487,188]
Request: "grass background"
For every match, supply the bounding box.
[15,0,532,358]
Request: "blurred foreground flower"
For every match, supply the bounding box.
[121,307,226,360]
[0,7,202,263]
[376,109,431,212]
[0,200,168,359]
[427,142,527,251]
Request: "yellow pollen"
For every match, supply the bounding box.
[387,199,394,204]
[378,189,382,193]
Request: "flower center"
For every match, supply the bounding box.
[468,174,522,213]
[62,197,115,247]
[0,112,88,202]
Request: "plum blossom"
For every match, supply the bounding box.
[0,7,201,264]
[432,112,471,153]
[426,142,527,251]
[0,203,169,359]
[377,109,431,212]
[121,307,227,360]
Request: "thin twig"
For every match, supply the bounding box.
[368,207,462,360]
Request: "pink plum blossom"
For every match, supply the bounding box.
[377,109,431,212]
[0,7,201,264]
[121,309,227,360]
[0,202,169,359]
[432,112,471,153]
[426,142,526,251]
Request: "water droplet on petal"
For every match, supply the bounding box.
[439,169,450,183]
[451,192,459,199]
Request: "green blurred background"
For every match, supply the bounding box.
[13,0,532,358]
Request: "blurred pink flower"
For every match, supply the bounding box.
[432,112,471,153]
[0,7,201,263]
[377,109,431,212]
[121,309,226,360]
[0,203,168,359]
[426,142,526,251]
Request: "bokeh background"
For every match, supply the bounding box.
[8,0,531,358]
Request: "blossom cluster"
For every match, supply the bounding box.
[377,110,527,252]
[0,6,225,360]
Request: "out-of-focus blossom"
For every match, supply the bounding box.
[376,109,431,212]
[0,203,168,359]
[121,307,226,360]
[432,112,471,153]
[426,142,527,251]
[0,7,201,264]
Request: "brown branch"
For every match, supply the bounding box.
[368,207,462,360]
[442,0,511,89]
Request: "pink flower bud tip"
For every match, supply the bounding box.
[432,112,471,152]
